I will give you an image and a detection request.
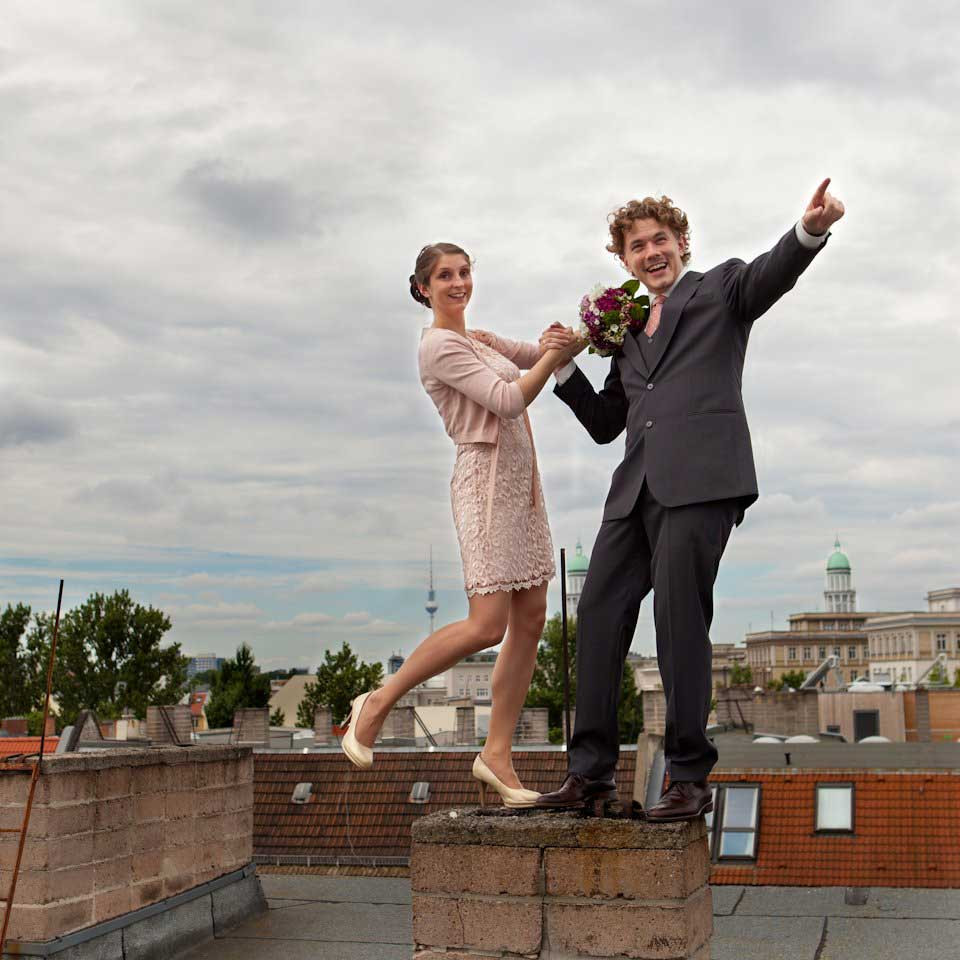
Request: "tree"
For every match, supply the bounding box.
[0,603,34,717]
[189,668,219,690]
[953,668,960,689]
[296,642,384,728]
[729,662,753,686]
[269,707,285,726]
[927,662,948,685]
[524,614,643,745]
[770,669,808,692]
[204,644,272,729]
[27,591,186,724]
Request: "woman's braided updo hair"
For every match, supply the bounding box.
[409,242,471,308]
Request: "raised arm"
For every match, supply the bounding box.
[723,178,844,323]
[426,332,563,418]
[470,330,541,369]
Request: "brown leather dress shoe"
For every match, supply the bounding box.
[643,779,712,823]
[535,773,618,811]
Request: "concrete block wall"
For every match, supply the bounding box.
[455,706,476,745]
[146,705,192,744]
[0,745,254,945]
[513,707,549,745]
[412,810,712,959]
[232,708,269,746]
[642,689,668,736]
[313,707,333,746]
[380,706,415,741]
[751,690,820,736]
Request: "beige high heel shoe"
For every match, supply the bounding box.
[341,691,375,769]
[472,754,540,808]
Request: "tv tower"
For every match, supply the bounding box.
[425,546,439,633]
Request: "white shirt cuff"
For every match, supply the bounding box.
[795,219,829,249]
[554,361,577,385]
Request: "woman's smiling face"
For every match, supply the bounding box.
[421,254,473,313]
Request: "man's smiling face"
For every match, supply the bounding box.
[621,217,687,294]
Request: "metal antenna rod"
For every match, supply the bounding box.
[560,549,572,751]
[1,579,65,953]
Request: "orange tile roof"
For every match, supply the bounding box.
[0,737,59,760]
[709,769,960,888]
[255,751,637,859]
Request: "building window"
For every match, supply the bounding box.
[788,647,797,661]
[475,687,489,699]
[833,647,841,659]
[848,646,857,661]
[706,784,760,861]
[819,646,826,659]
[936,633,947,652]
[850,670,858,681]
[815,784,854,833]
[803,646,812,661]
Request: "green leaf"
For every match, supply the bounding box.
[621,279,640,296]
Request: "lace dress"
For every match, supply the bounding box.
[447,339,555,596]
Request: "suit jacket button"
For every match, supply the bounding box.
[647,383,654,390]
[645,420,654,428]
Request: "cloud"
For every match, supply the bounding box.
[178,160,317,239]
[0,1,957,668]
[0,396,74,448]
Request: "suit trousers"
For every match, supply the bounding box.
[569,483,740,783]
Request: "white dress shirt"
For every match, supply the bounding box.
[554,220,828,385]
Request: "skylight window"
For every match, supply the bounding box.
[291,782,312,804]
[409,781,430,804]
[816,784,854,832]
[705,783,760,862]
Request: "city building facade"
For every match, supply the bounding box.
[744,540,892,686]
[865,589,960,684]
[186,653,226,679]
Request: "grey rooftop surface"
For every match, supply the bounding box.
[180,873,960,960]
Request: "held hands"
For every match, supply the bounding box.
[802,178,845,236]
[539,323,586,368]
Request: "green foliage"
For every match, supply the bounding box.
[729,662,754,686]
[189,669,219,690]
[26,591,186,725]
[770,669,808,692]
[296,642,384,728]
[0,603,35,717]
[953,668,960,689]
[927,662,948,685]
[26,709,54,736]
[269,707,285,726]
[204,644,272,729]
[525,614,643,746]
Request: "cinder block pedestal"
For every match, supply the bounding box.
[411,809,711,960]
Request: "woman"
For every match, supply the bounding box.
[341,242,571,807]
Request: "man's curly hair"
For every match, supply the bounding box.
[606,196,691,265]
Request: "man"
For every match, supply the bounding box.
[537,181,844,821]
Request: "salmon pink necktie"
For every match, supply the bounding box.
[644,294,666,337]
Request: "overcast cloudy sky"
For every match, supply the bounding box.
[1,2,958,673]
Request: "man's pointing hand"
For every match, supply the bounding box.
[802,178,845,236]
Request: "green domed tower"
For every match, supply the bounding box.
[825,537,856,612]
[566,539,589,620]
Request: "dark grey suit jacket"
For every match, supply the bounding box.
[556,226,826,521]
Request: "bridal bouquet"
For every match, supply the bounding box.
[578,280,650,357]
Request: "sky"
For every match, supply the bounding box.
[1,1,958,673]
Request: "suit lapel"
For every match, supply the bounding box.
[621,325,649,377]
[645,271,702,376]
